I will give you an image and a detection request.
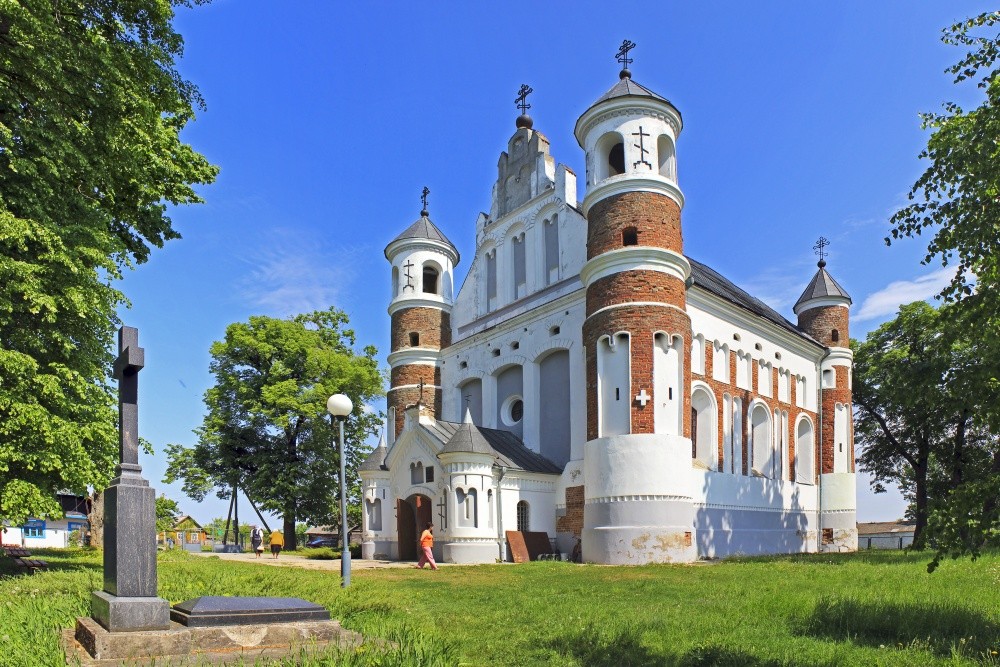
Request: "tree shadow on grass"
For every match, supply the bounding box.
[796,595,1000,657]
[547,623,665,667]
[677,645,836,667]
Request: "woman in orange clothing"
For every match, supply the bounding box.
[268,529,285,559]
[415,522,438,570]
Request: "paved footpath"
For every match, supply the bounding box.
[188,550,446,570]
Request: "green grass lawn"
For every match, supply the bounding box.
[1,548,998,666]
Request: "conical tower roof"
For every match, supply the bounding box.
[384,213,460,264]
[793,261,852,314]
[359,431,388,472]
[440,410,494,456]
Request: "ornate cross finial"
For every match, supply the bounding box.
[417,379,425,406]
[632,126,651,169]
[813,236,830,266]
[616,39,636,70]
[515,84,533,115]
[420,186,430,216]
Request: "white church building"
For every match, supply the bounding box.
[359,53,857,565]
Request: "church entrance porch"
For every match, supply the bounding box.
[396,494,432,561]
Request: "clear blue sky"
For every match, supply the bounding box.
[123,1,994,526]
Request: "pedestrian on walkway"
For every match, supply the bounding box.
[415,522,438,570]
[269,528,285,559]
[251,526,264,558]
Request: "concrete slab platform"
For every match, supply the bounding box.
[64,615,363,666]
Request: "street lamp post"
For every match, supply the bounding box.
[326,393,353,588]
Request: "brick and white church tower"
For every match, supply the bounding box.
[359,43,857,564]
[576,56,696,563]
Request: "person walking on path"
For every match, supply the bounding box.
[251,526,264,558]
[269,528,285,559]
[415,522,438,570]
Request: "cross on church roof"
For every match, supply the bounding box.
[515,84,533,115]
[813,236,830,267]
[616,39,636,70]
[420,186,430,216]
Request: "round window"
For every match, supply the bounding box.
[501,395,524,426]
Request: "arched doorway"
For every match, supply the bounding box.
[396,494,432,561]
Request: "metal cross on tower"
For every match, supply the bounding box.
[813,236,830,263]
[632,126,652,169]
[420,186,430,215]
[417,379,425,406]
[515,84,533,115]
[403,259,415,291]
[616,39,636,69]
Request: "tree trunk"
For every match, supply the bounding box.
[284,513,296,551]
[88,491,104,549]
[911,436,930,549]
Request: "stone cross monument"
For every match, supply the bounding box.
[91,326,170,631]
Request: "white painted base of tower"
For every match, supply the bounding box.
[582,434,696,564]
[820,473,858,553]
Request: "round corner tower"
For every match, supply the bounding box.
[793,256,856,552]
[384,204,459,441]
[574,61,696,564]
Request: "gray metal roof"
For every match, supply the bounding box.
[688,257,821,347]
[423,421,563,474]
[439,421,495,456]
[794,264,852,310]
[387,215,458,258]
[584,74,681,120]
[359,443,388,472]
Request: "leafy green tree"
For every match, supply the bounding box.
[888,11,1000,311]
[0,1,217,524]
[165,308,383,550]
[853,301,999,562]
[885,10,1000,564]
[155,495,181,533]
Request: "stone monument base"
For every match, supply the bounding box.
[64,616,363,666]
[91,590,171,632]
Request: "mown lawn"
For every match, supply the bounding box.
[1,548,998,666]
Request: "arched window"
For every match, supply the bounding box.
[736,351,751,389]
[654,333,683,436]
[598,333,631,437]
[410,462,423,485]
[622,227,638,246]
[750,405,771,477]
[758,361,772,397]
[392,266,400,298]
[486,250,498,311]
[795,417,815,484]
[409,332,419,347]
[822,369,835,388]
[487,489,494,528]
[595,132,625,181]
[712,342,730,382]
[544,216,559,284]
[512,233,526,298]
[732,397,744,475]
[465,488,478,527]
[831,329,840,343]
[516,500,530,532]
[657,135,676,180]
[691,335,705,375]
[422,264,439,294]
[778,369,790,403]
[366,498,382,532]
[691,387,717,469]
[834,402,849,473]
